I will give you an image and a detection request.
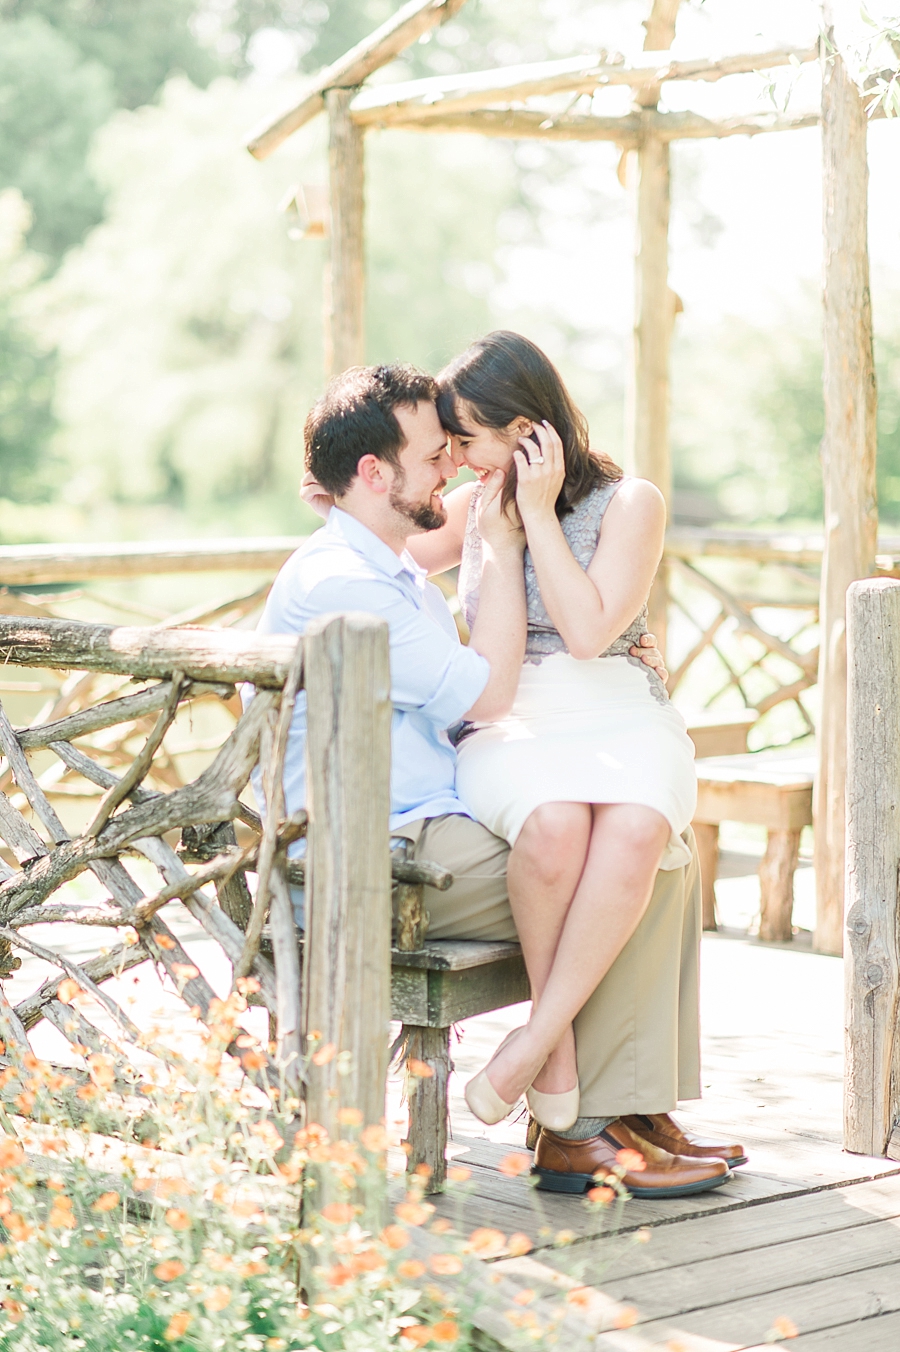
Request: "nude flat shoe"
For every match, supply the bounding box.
[464,1028,529,1126]
[526,1082,580,1133]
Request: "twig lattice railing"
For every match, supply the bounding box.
[0,613,394,1147]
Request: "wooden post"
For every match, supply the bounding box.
[844,580,900,1156]
[303,613,392,1140]
[326,88,365,377]
[625,1,683,653]
[814,16,878,955]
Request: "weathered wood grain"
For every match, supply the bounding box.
[845,579,900,1155]
[758,828,800,943]
[0,537,302,585]
[404,1025,451,1190]
[814,21,879,957]
[303,613,392,1136]
[0,616,298,687]
[326,88,365,376]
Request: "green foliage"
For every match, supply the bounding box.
[0,190,57,502]
[0,0,218,109]
[0,16,115,262]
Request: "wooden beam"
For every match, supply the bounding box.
[326,89,366,376]
[625,0,682,652]
[303,613,392,1142]
[814,20,879,957]
[0,537,304,586]
[350,46,818,125]
[245,0,469,160]
[375,106,821,144]
[0,616,297,687]
[844,579,900,1156]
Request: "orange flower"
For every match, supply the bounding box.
[465,1228,506,1257]
[566,1287,593,1311]
[432,1320,459,1343]
[87,1054,115,1090]
[395,1201,433,1226]
[250,1121,284,1151]
[337,1107,363,1126]
[613,1306,638,1329]
[768,1316,799,1340]
[235,977,261,995]
[406,1058,434,1079]
[350,1248,384,1274]
[0,1141,23,1168]
[154,1260,186,1282]
[57,978,82,1004]
[430,1219,453,1235]
[154,934,176,951]
[513,1289,535,1305]
[400,1326,431,1348]
[326,1263,352,1287]
[165,1209,191,1231]
[91,1192,120,1213]
[506,1233,533,1256]
[241,1051,267,1071]
[172,963,200,983]
[587,1185,615,1205]
[49,1195,75,1229]
[397,1259,426,1279]
[361,1124,388,1152]
[635,1227,652,1244]
[615,1147,646,1173]
[5,1214,32,1242]
[380,1224,409,1250]
[321,1203,355,1224]
[429,1254,463,1276]
[203,1285,232,1313]
[1,1298,25,1324]
[158,1179,191,1199]
[240,1260,267,1277]
[498,1152,530,1178]
[312,1042,336,1066]
[164,1311,192,1341]
[446,1166,471,1183]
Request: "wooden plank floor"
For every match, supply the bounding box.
[390,928,900,1350]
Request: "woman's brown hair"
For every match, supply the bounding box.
[436,330,622,518]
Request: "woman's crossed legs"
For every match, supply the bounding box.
[490,800,671,1108]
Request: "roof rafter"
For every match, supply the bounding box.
[246,0,469,160]
[372,106,822,146]
[350,45,818,127]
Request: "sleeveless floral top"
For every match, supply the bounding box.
[457,476,667,702]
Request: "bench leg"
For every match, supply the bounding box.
[693,822,719,931]
[758,829,800,943]
[404,1025,451,1194]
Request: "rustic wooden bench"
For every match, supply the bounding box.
[693,750,815,943]
[685,710,758,758]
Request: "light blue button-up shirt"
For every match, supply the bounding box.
[254,508,490,831]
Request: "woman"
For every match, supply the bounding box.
[302,332,696,1134]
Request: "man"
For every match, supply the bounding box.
[257,362,746,1197]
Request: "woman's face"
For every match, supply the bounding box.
[447,399,533,480]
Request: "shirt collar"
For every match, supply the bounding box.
[327,507,427,588]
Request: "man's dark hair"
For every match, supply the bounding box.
[305,363,439,497]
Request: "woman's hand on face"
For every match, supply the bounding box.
[476,468,525,555]
[513,421,565,525]
[300,469,335,521]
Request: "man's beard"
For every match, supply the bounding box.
[389,477,447,532]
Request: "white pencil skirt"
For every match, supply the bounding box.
[455,652,697,870]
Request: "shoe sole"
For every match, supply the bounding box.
[531,1166,734,1198]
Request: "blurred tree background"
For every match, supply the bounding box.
[0,0,897,542]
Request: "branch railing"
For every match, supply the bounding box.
[0,610,393,1152]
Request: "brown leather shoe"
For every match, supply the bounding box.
[532,1119,732,1198]
[621,1113,748,1168]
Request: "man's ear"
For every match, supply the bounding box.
[356,453,391,494]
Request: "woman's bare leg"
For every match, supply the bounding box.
[485,803,670,1106]
[506,803,592,1095]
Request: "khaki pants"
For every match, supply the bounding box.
[393,814,702,1118]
